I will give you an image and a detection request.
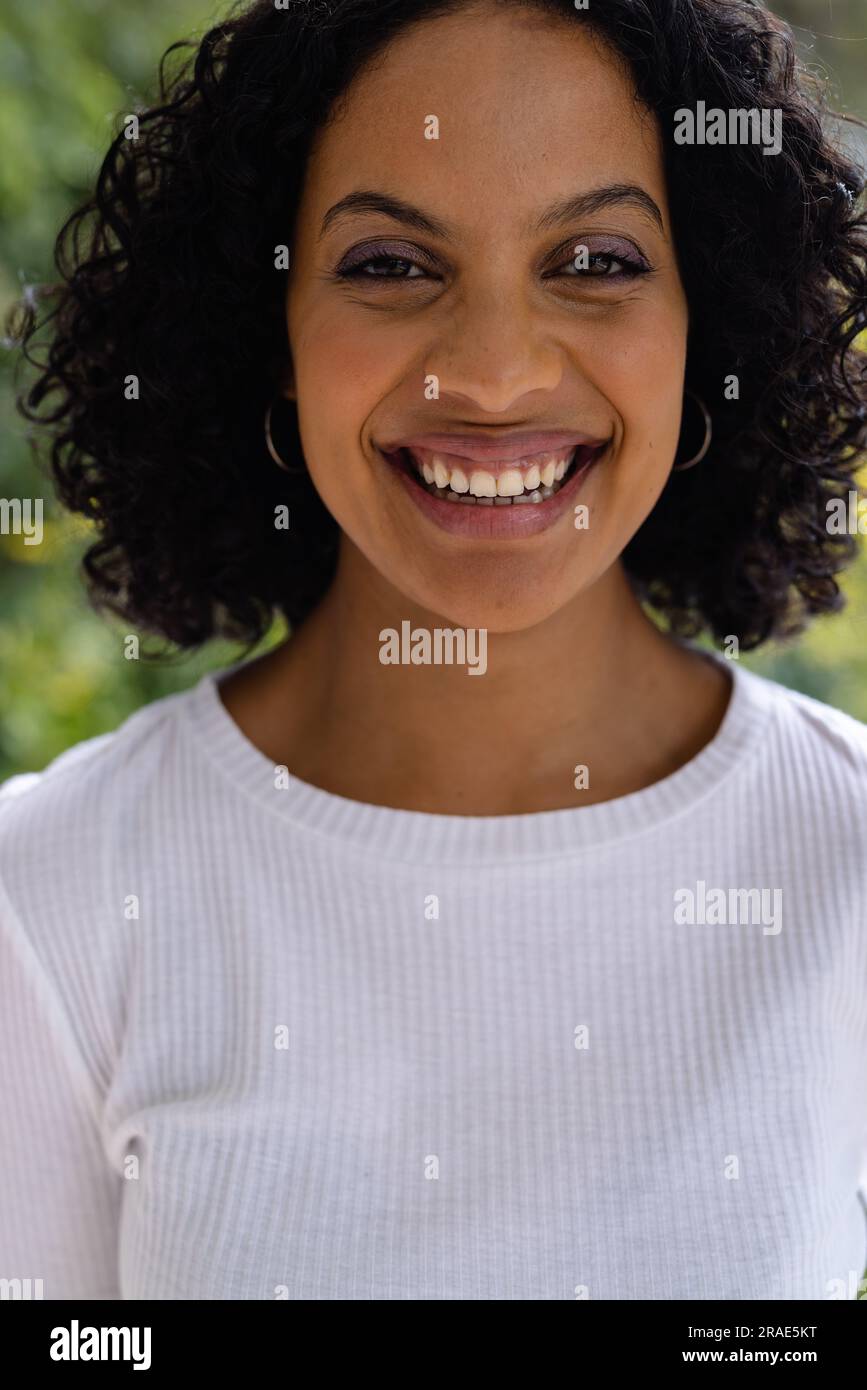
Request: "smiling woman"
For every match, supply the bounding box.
[285,12,691,634]
[2,0,867,1306]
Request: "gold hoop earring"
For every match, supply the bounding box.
[264,400,306,474]
[672,390,712,471]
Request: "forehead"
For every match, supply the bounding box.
[303,4,666,233]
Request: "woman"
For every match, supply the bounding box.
[1,0,866,1300]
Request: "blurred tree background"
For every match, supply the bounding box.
[1,0,866,779]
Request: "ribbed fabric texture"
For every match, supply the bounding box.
[1,651,866,1301]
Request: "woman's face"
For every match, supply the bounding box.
[286,1,688,633]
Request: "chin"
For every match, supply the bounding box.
[397,571,581,637]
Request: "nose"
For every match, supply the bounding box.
[425,282,565,415]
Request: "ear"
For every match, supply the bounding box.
[280,360,296,403]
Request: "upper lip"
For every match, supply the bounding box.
[379,430,609,465]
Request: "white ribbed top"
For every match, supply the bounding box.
[1,652,866,1300]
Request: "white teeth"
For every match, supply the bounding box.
[407,443,593,505]
[423,478,571,505]
[469,470,498,498]
[423,447,575,497]
[496,469,524,497]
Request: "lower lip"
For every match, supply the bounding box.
[379,445,607,539]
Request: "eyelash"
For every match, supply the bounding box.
[334,242,651,286]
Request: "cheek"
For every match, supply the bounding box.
[570,303,687,548]
[594,302,687,466]
[288,301,391,500]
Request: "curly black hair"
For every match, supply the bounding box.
[10,0,867,649]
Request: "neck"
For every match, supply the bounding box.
[219,545,732,815]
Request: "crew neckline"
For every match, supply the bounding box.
[181,650,779,864]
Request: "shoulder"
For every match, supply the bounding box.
[736,662,867,845]
[746,663,867,770]
[0,684,201,1043]
[0,683,196,864]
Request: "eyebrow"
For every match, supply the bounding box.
[536,183,664,235]
[319,182,666,241]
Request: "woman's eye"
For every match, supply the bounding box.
[339,255,430,280]
[555,251,647,280]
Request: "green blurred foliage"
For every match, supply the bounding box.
[1,0,866,779]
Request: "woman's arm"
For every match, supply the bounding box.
[0,879,122,1300]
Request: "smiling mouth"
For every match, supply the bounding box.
[384,442,606,505]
